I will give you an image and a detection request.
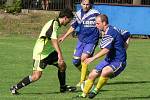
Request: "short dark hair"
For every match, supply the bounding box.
[98,14,109,24]
[59,8,74,18]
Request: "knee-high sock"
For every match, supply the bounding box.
[16,75,32,90]
[80,62,88,83]
[83,79,94,94]
[58,70,66,87]
[95,76,108,91]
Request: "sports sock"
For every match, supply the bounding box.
[16,75,32,90]
[80,62,88,83]
[83,79,94,94]
[58,70,66,87]
[95,76,108,91]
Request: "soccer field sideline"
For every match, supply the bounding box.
[0,35,150,100]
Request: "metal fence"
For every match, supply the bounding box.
[0,0,150,11]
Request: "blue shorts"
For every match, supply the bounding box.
[95,60,126,78]
[73,40,97,58]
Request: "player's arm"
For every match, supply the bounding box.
[59,16,78,42]
[124,37,130,50]
[50,21,64,63]
[51,39,64,63]
[84,48,109,64]
[59,26,75,42]
[84,34,113,64]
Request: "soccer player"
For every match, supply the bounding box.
[10,8,76,95]
[76,14,130,98]
[59,0,100,87]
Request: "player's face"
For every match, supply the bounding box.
[63,17,72,26]
[96,17,104,31]
[81,0,91,12]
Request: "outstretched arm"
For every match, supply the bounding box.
[84,48,109,64]
[51,39,64,64]
[59,26,75,42]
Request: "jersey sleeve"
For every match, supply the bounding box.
[50,21,59,39]
[70,16,79,29]
[100,34,114,49]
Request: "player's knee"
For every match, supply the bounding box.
[101,67,113,77]
[58,63,66,72]
[72,59,81,67]
[31,73,42,81]
[88,69,98,80]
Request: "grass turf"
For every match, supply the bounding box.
[0,35,150,100]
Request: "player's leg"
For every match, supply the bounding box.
[88,66,110,99]
[75,60,108,98]
[80,43,97,84]
[72,40,83,71]
[89,61,126,99]
[80,53,89,83]
[76,69,99,98]
[47,51,76,92]
[10,59,45,95]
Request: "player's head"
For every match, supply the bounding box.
[81,0,93,12]
[58,8,74,26]
[96,14,109,32]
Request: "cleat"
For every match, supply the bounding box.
[10,86,20,95]
[66,85,77,92]
[88,89,98,99]
[60,85,76,93]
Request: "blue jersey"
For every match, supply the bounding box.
[100,25,127,62]
[113,26,130,42]
[71,9,100,44]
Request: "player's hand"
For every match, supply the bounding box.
[84,57,94,64]
[58,36,65,43]
[58,59,65,65]
[58,54,65,65]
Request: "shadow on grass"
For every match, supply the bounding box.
[102,95,150,100]
[107,80,150,85]
[22,90,81,95]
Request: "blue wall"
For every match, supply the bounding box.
[76,4,150,35]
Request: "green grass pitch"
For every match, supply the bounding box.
[0,35,150,100]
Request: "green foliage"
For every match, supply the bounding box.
[5,0,22,14]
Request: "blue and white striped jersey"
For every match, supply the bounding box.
[71,8,100,44]
[100,25,127,62]
[113,26,130,42]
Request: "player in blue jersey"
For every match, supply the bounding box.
[59,0,100,87]
[76,14,130,98]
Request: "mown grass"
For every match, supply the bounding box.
[0,34,150,100]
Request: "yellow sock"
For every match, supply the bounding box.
[80,62,88,82]
[83,79,94,94]
[95,76,108,91]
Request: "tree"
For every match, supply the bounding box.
[5,0,22,13]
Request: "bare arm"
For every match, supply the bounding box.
[51,39,64,64]
[124,37,130,50]
[84,48,110,64]
[59,26,75,42]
